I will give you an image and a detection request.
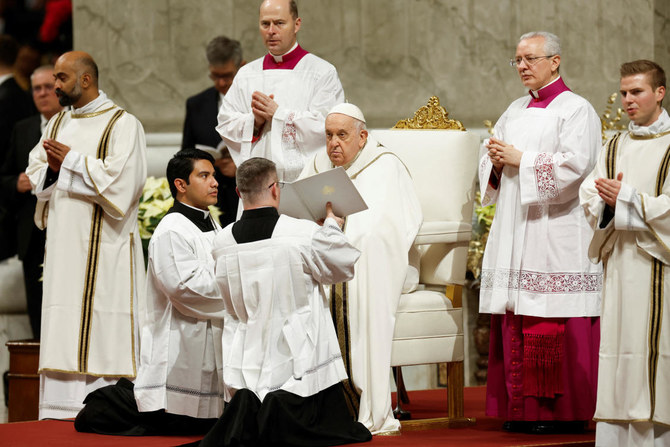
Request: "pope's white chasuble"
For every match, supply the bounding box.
[300,138,422,434]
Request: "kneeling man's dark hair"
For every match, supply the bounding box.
[167,148,216,198]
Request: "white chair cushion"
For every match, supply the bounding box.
[418,243,469,286]
[370,129,479,224]
[415,221,472,245]
[391,335,464,366]
[391,290,464,365]
[393,290,462,339]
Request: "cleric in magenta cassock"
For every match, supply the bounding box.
[478,32,602,434]
[216,0,344,183]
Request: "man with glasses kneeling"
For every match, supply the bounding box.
[478,31,602,434]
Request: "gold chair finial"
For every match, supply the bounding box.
[393,96,465,130]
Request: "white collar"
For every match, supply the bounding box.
[271,42,299,63]
[71,90,112,115]
[181,201,211,218]
[629,108,670,136]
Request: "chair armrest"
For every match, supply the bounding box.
[415,221,472,245]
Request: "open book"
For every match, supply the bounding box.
[278,167,368,221]
[195,141,229,159]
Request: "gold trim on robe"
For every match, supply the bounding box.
[594,135,670,422]
[75,108,129,374]
[83,109,127,218]
[71,105,116,119]
[630,129,670,140]
[330,281,361,418]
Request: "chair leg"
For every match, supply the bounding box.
[393,366,410,404]
[447,362,464,419]
[393,366,411,420]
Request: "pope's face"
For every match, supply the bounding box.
[181,159,219,210]
[259,0,301,56]
[620,73,666,127]
[515,36,560,91]
[326,114,367,167]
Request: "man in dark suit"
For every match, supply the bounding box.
[0,35,35,164]
[0,65,62,338]
[0,34,36,261]
[182,36,244,226]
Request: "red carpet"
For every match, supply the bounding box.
[0,387,595,446]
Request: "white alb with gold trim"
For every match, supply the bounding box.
[580,113,670,428]
[26,91,147,380]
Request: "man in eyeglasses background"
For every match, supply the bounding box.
[0,65,62,339]
[182,36,245,227]
[478,31,602,434]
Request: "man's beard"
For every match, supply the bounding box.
[56,83,82,107]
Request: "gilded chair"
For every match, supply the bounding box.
[370,97,479,428]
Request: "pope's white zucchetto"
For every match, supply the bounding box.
[327,103,366,123]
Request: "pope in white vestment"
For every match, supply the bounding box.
[216,43,344,183]
[581,61,670,446]
[300,104,422,434]
[134,201,225,419]
[26,88,146,418]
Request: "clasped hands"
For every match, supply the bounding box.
[251,91,278,130]
[43,138,71,173]
[487,137,522,172]
[594,172,623,208]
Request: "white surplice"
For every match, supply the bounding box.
[300,137,423,434]
[216,48,344,182]
[580,110,670,444]
[134,209,226,419]
[212,216,360,402]
[479,92,602,317]
[25,91,147,418]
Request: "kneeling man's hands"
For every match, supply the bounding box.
[319,202,344,229]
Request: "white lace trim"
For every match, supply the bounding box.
[534,152,559,201]
[481,269,602,294]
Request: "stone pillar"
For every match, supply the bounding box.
[72,0,670,134]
